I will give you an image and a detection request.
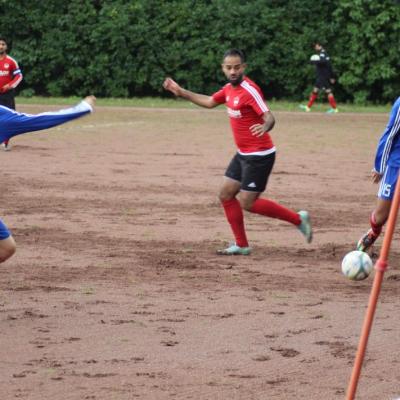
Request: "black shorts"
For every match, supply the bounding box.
[0,90,16,110]
[315,76,331,91]
[225,152,275,193]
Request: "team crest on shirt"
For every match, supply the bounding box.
[233,96,239,106]
[4,63,9,69]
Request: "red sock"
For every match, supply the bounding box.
[3,139,9,145]
[221,199,249,247]
[328,93,337,109]
[250,198,301,226]
[307,93,318,108]
[370,212,382,236]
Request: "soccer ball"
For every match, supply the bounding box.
[310,54,320,61]
[341,250,373,281]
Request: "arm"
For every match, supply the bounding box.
[163,78,218,109]
[249,111,275,137]
[374,98,400,175]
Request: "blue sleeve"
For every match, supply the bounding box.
[374,97,400,173]
[0,101,92,143]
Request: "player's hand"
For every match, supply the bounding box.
[83,95,96,108]
[250,123,266,137]
[371,170,382,183]
[330,78,336,85]
[163,78,182,97]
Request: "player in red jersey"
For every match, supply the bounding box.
[0,37,23,150]
[163,49,312,255]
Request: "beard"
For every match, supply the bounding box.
[228,73,244,86]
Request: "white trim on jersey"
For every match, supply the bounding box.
[10,74,23,89]
[238,146,276,156]
[381,106,400,172]
[240,80,269,113]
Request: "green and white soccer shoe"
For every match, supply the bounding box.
[217,243,251,256]
[297,210,313,243]
[299,105,311,112]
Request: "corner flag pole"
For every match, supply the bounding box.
[346,173,400,400]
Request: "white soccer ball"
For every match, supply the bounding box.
[310,54,320,61]
[341,251,373,281]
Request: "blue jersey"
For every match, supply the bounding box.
[0,100,92,143]
[375,97,400,173]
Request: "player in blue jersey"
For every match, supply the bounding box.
[357,97,400,252]
[0,95,95,263]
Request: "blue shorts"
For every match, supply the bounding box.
[0,218,11,240]
[378,165,400,200]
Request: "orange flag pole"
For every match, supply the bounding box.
[346,173,400,400]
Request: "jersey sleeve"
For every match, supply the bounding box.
[243,82,269,116]
[374,97,400,173]
[6,58,23,89]
[212,87,226,104]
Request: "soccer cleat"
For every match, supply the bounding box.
[297,210,313,243]
[326,108,338,114]
[357,229,379,253]
[1,142,10,151]
[217,243,251,256]
[299,105,311,112]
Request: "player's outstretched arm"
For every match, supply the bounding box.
[0,96,97,143]
[163,78,218,109]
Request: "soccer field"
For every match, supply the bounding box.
[1,105,399,399]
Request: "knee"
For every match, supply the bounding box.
[0,237,16,263]
[218,189,236,203]
[238,196,254,211]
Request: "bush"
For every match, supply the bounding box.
[2,0,399,103]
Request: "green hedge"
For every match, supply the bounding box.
[2,0,400,103]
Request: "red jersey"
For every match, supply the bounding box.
[0,55,23,93]
[212,77,274,155]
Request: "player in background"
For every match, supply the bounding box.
[0,95,96,264]
[357,96,400,252]
[299,41,338,114]
[0,37,23,151]
[163,49,312,255]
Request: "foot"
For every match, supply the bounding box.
[1,142,11,151]
[357,229,379,252]
[326,108,338,114]
[299,105,311,112]
[297,211,312,243]
[217,243,251,256]
[83,95,96,108]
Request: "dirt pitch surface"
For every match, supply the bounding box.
[1,104,400,400]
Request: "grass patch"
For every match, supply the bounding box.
[16,96,392,113]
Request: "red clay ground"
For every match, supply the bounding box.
[1,104,400,400]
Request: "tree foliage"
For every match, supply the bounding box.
[1,0,399,102]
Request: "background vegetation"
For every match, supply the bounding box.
[2,0,399,103]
